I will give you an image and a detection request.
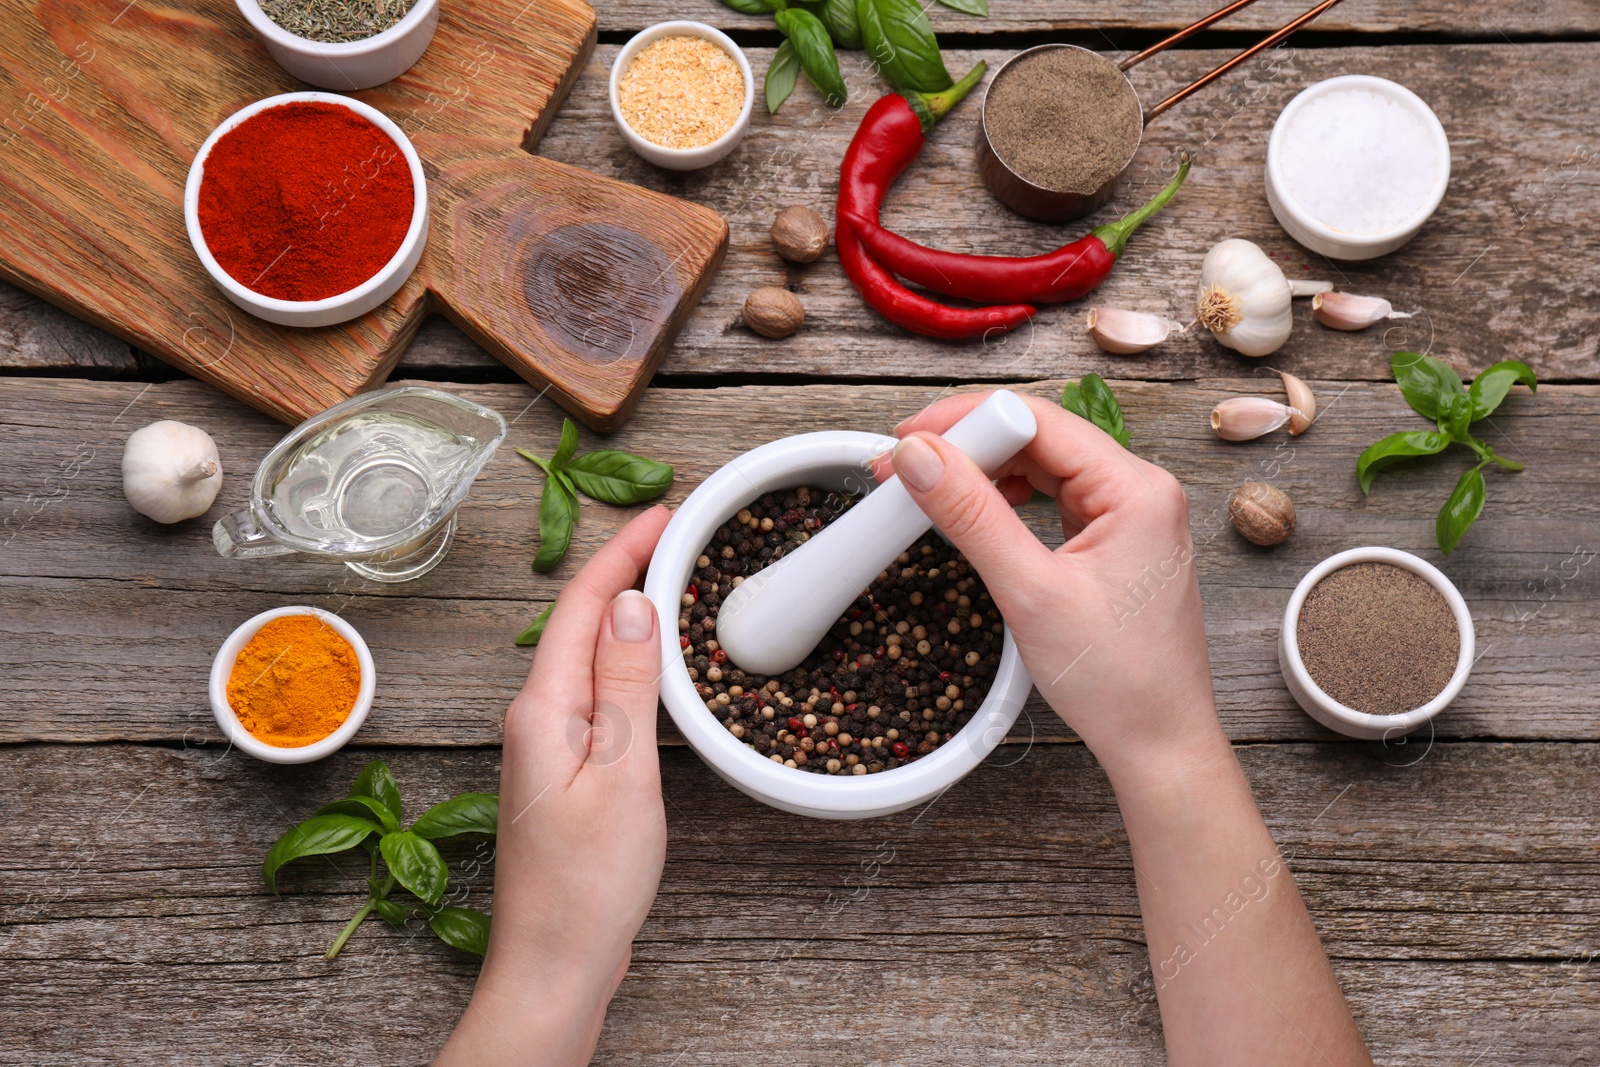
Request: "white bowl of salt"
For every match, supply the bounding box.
[1265,75,1450,261]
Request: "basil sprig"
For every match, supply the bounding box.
[725,0,981,112]
[1061,374,1130,448]
[518,418,674,574]
[263,760,496,960]
[1357,352,1536,554]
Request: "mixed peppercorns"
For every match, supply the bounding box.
[680,486,1003,775]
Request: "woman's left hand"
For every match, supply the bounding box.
[437,506,672,1067]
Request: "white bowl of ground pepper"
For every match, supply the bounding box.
[209,606,376,764]
[235,0,440,91]
[644,431,1034,820]
[1279,547,1474,740]
[610,21,754,171]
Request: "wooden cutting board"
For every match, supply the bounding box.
[0,0,728,431]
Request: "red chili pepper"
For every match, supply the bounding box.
[837,65,1036,341]
[841,155,1191,305]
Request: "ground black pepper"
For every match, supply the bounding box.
[681,486,1003,775]
[985,46,1142,195]
[1296,562,1460,715]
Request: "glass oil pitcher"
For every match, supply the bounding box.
[214,386,507,582]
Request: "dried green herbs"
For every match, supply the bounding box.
[258,0,419,44]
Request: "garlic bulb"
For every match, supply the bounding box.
[1196,239,1330,357]
[1210,397,1302,441]
[122,420,223,523]
[1312,290,1413,331]
[1085,308,1185,354]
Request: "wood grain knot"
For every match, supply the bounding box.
[520,222,680,366]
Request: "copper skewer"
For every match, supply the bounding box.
[1119,0,1269,71]
[1139,0,1348,123]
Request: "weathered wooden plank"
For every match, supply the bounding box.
[5,41,1599,386]
[2,377,1595,744]
[0,281,134,372]
[598,0,1600,37]
[2,743,1596,1065]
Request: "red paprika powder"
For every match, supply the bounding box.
[197,101,414,302]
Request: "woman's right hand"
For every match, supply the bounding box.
[884,391,1227,782]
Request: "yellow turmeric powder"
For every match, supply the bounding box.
[227,614,361,747]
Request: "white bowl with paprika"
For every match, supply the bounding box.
[185,92,429,328]
[210,606,376,764]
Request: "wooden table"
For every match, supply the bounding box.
[4,2,1597,1062]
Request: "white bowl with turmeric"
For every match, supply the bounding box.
[610,21,754,171]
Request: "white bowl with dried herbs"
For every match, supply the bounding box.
[236,0,440,91]
[610,21,754,171]
[1279,547,1475,740]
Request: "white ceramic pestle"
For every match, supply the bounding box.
[715,390,1038,677]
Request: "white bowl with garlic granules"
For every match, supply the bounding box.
[610,21,754,171]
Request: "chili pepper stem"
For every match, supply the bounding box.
[904,63,989,133]
[1092,152,1192,257]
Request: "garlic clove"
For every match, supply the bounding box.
[1085,307,1184,354]
[1275,370,1317,435]
[1210,397,1300,441]
[1312,290,1411,331]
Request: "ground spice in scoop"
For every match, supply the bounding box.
[1296,563,1460,715]
[197,101,413,302]
[227,614,362,747]
[985,46,1142,195]
[682,487,1002,775]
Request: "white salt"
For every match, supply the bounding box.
[1277,87,1441,234]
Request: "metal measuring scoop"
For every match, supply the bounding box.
[714,391,1038,678]
[977,0,1347,222]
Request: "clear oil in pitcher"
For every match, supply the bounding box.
[266,412,481,548]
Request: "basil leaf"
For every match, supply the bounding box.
[263,814,382,896]
[1437,464,1487,555]
[375,897,408,927]
[316,796,399,834]
[412,793,498,840]
[1060,374,1129,448]
[349,760,403,822]
[514,603,553,647]
[551,418,579,469]
[379,831,448,906]
[936,0,987,14]
[429,906,491,956]
[1467,360,1537,421]
[766,41,801,113]
[775,9,847,107]
[820,0,863,48]
[1355,431,1452,494]
[858,0,951,93]
[719,0,783,13]
[533,469,578,572]
[564,451,675,505]
[1391,351,1465,421]
[1440,392,1473,441]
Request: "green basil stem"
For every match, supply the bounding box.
[904,62,987,132]
[327,871,395,960]
[1093,153,1193,257]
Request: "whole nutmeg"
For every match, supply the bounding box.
[743,287,805,339]
[770,206,829,263]
[1229,481,1296,546]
